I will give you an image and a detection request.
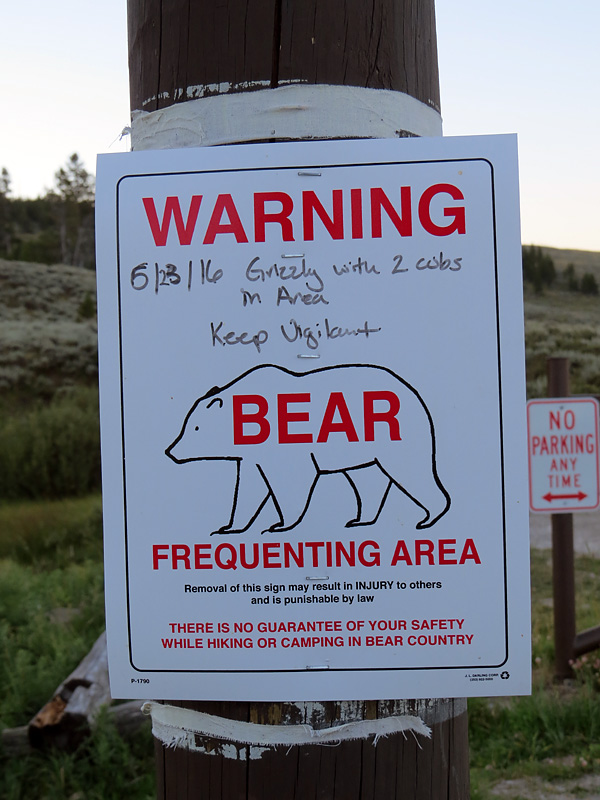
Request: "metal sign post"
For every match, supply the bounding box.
[528,358,600,678]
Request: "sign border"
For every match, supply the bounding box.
[113,154,510,676]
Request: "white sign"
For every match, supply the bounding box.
[527,398,600,513]
[96,135,530,701]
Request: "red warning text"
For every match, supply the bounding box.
[142,184,467,247]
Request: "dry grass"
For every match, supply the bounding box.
[524,282,600,397]
[0,259,97,398]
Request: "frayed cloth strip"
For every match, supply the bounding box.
[142,702,431,752]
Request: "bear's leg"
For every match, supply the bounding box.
[343,465,392,527]
[260,456,319,533]
[377,456,451,530]
[214,461,270,535]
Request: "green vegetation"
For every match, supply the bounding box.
[0,495,103,565]
[470,550,600,798]
[0,240,598,795]
[0,240,151,794]
[523,245,600,299]
[525,312,600,398]
[0,155,95,269]
[3,496,600,797]
[0,386,101,500]
[3,710,155,800]
[523,247,600,398]
[0,522,104,726]
[523,245,557,293]
[0,495,155,799]
[581,272,599,296]
[0,258,98,400]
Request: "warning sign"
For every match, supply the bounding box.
[96,135,530,701]
[527,398,600,513]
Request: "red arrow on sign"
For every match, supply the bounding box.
[542,491,588,502]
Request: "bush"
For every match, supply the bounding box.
[78,291,96,320]
[581,272,599,296]
[0,386,100,500]
[563,263,579,291]
[522,245,556,293]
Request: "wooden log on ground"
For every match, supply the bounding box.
[1,725,29,758]
[4,632,148,756]
[28,631,112,750]
[3,699,149,757]
[110,699,151,738]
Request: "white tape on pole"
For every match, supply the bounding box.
[143,702,431,758]
[130,84,442,151]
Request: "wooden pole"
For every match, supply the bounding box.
[547,357,576,679]
[126,2,469,797]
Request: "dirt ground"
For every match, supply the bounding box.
[490,772,600,799]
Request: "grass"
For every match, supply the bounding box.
[0,495,105,728]
[0,495,155,799]
[0,385,101,500]
[469,549,600,798]
[2,710,155,800]
[0,557,105,725]
[2,495,600,798]
[0,258,97,398]
[524,284,600,398]
[0,251,598,796]
[0,494,103,565]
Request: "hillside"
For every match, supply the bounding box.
[536,246,600,278]
[1,247,599,401]
[0,259,97,402]
[523,247,600,397]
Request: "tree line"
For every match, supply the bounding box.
[0,154,95,269]
[522,245,598,296]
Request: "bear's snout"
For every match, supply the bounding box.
[165,436,185,463]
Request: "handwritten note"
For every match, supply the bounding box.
[127,252,463,354]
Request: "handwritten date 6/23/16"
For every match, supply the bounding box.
[130,259,222,294]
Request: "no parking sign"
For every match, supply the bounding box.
[527,398,600,513]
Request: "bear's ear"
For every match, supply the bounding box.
[206,397,223,409]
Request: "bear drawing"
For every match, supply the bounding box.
[165,363,450,534]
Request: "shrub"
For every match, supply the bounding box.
[0,386,100,500]
[581,272,599,296]
[522,245,556,293]
[77,291,96,320]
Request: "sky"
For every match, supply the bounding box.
[1,0,598,252]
